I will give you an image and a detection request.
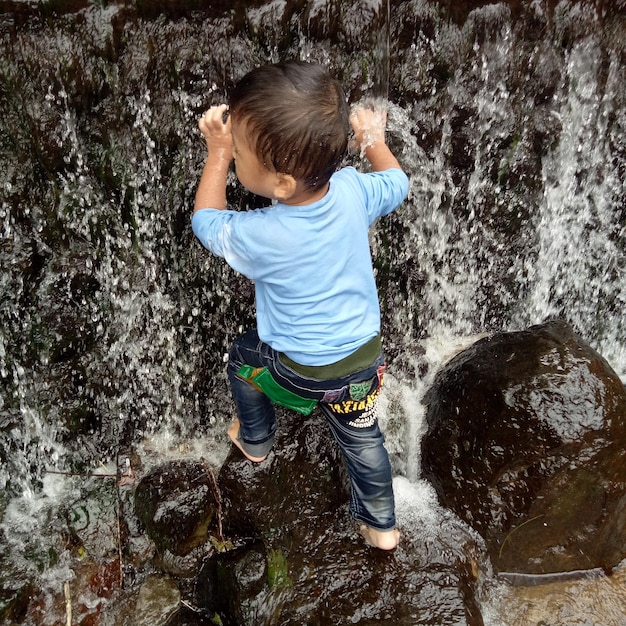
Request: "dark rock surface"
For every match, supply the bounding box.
[134,460,218,557]
[191,409,486,626]
[421,320,626,575]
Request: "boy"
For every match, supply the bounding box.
[193,61,409,550]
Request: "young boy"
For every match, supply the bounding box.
[193,61,409,550]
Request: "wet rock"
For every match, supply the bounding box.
[162,606,209,626]
[134,575,180,626]
[218,408,349,538]
[106,573,181,626]
[531,105,562,156]
[528,42,562,105]
[448,100,477,178]
[0,581,33,624]
[194,541,269,626]
[421,319,626,575]
[193,409,485,625]
[465,4,512,45]
[134,460,217,557]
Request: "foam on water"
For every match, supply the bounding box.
[393,475,443,532]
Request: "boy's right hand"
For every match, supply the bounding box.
[194,104,233,212]
[199,104,233,161]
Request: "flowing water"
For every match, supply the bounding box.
[0,0,625,623]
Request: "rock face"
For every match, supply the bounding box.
[192,408,486,626]
[133,575,181,625]
[134,460,217,556]
[421,320,626,575]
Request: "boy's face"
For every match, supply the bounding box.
[231,119,281,200]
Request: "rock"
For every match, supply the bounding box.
[134,460,217,557]
[0,581,33,624]
[193,409,486,625]
[194,541,269,626]
[107,574,181,626]
[218,407,350,538]
[421,320,626,575]
[133,575,180,626]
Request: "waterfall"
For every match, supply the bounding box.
[0,0,624,621]
[522,37,625,371]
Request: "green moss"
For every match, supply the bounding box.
[267,549,291,590]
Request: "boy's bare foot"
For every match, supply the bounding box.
[227,419,267,463]
[359,525,400,550]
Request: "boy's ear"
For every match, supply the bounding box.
[273,173,298,201]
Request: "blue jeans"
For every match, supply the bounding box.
[227,329,396,531]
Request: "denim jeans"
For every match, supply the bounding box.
[227,328,396,531]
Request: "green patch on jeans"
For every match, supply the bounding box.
[349,379,372,401]
[237,365,318,416]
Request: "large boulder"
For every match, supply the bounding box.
[421,320,626,575]
[193,408,486,626]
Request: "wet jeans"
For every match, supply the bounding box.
[227,328,396,531]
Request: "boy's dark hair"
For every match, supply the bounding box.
[229,61,350,191]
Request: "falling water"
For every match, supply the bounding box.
[522,36,625,370]
[0,0,625,623]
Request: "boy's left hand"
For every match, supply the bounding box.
[199,104,233,161]
[349,104,402,172]
[350,106,387,151]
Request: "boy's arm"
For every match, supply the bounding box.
[194,104,233,212]
[350,107,402,172]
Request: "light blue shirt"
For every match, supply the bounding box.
[192,166,409,365]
